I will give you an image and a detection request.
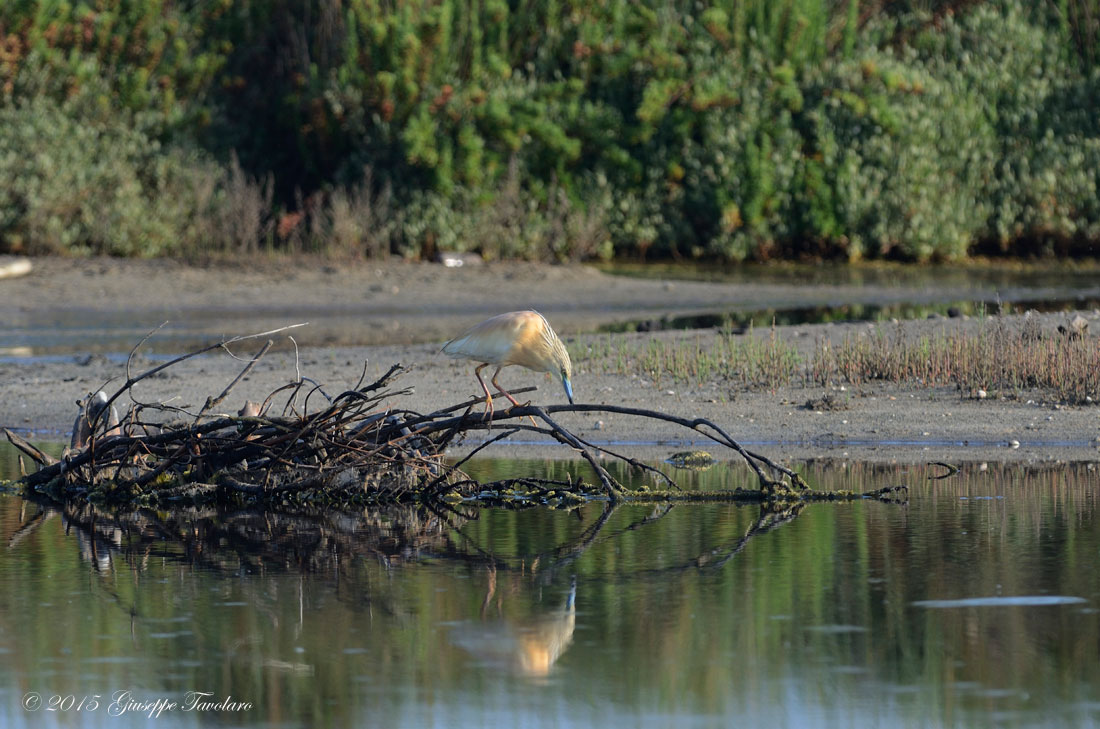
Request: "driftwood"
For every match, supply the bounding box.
[5,325,908,508]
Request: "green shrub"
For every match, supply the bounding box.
[915,2,1100,254]
[0,0,1097,261]
[0,90,219,256]
[0,1,222,133]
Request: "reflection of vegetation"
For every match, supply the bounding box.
[596,298,1100,334]
[595,261,1100,289]
[1,458,1098,726]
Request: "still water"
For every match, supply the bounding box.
[0,457,1098,728]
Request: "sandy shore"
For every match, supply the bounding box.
[2,256,1098,465]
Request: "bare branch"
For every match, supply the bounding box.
[196,339,273,422]
[13,327,853,509]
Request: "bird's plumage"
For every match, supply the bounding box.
[442,310,574,415]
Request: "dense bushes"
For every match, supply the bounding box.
[0,0,1097,261]
[0,90,215,256]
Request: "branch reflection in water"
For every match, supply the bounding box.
[10,492,807,686]
[11,489,807,578]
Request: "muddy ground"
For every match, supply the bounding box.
[2,256,1098,467]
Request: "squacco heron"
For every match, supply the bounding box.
[442,310,574,418]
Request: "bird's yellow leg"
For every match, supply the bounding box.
[492,367,538,427]
[475,363,495,421]
[491,367,523,408]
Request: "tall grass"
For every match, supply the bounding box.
[573,317,1100,404]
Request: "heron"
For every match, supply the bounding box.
[442,310,574,419]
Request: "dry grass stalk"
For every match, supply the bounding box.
[579,315,1099,404]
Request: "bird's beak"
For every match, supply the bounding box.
[563,376,574,405]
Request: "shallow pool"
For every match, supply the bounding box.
[0,459,1097,728]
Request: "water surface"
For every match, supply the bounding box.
[0,458,1098,728]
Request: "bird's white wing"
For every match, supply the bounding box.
[442,311,537,364]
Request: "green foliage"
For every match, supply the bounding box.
[0,0,222,131]
[0,0,1097,260]
[912,1,1100,255]
[0,90,220,256]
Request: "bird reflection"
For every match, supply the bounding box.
[449,572,577,678]
[69,517,120,573]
